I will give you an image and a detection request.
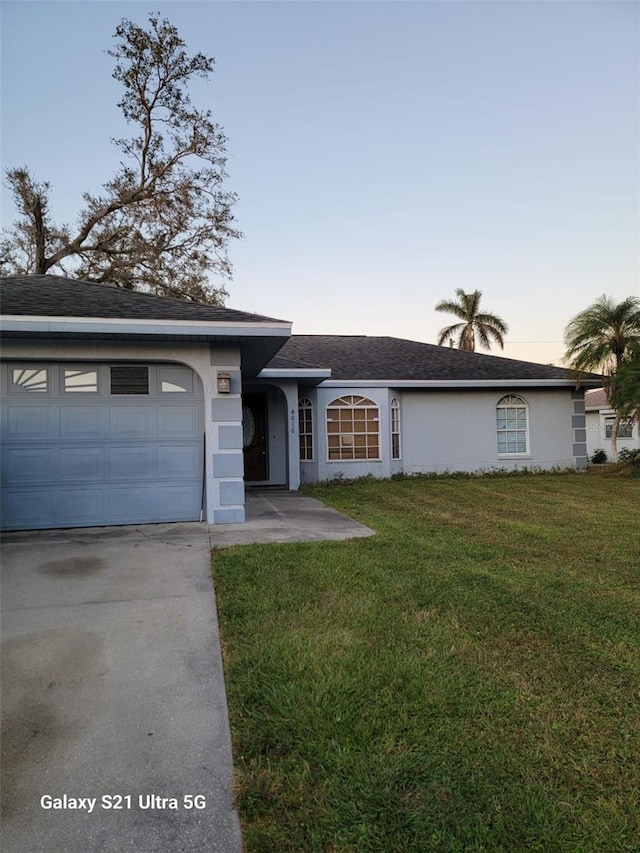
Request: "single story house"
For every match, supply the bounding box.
[585,387,640,461]
[1,275,601,531]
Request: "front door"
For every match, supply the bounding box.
[243,394,268,481]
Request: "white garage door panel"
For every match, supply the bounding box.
[8,407,54,437]
[60,407,105,435]
[109,445,155,479]
[107,487,160,523]
[0,363,204,530]
[1,490,55,528]
[159,486,202,517]
[4,448,56,482]
[110,407,152,437]
[158,445,201,476]
[158,406,199,435]
[53,489,106,526]
[59,447,104,480]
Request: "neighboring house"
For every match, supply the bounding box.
[585,388,640,461]
[1,275,601,531]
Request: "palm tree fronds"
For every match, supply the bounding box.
[434,289,508,352]
[564,295,640,459]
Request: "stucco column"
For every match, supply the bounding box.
[571,388,588,471]
[277,380,301,491]
[208,347,245,523]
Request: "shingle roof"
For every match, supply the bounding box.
[0,278,604,385]
[268,335,602,383]
[585,388,609,410]
[0,275,287,324]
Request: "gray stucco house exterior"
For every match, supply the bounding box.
[585,387,640,461]
[1,275,600,531]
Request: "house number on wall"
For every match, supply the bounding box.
[290,409,296,434]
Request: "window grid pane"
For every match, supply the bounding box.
[326,397,380,460]
[496,395,528,455]
[298,399,313,461]
[391,398,401,460]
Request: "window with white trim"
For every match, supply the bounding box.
[605,419,634,439]
[299,398,313,461]
[326,396,380,461]
[496,395,529,455]
[391,397,401,459]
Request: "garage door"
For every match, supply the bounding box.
[1,362,204,530]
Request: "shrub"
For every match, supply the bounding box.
[618,447,640,462]
[591,449,608,464]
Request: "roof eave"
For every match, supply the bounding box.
[258,368,332,379]
[255,367,332,387]
[317,378,600,389]
[0,316,291,337]
[0,316,292,378]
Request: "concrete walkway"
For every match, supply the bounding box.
[0,491,373,853]
[211,488,375,547]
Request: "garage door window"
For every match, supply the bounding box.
[110,365,149,395]
[160,366,193,393]
[12,367,49,393]
[64,369,98,393]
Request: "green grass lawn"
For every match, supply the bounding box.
[213,473,640,852]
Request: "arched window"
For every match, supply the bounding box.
[496,395,529,455]
[298,398,313,460]
[326,396,380,461]
[390,397,401,460]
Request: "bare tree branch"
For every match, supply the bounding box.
[0,13,241,303]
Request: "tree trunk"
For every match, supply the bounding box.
[33,195,47,274]
[611,411,620,462]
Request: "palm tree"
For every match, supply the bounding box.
[564,294,640,459]
[608,349,640,429]
[564,294,640,375]
[435,289,508,352]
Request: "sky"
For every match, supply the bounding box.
[1,0,638,365]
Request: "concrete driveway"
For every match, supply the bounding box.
[1,523,242,853]
[1,491,374,852]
